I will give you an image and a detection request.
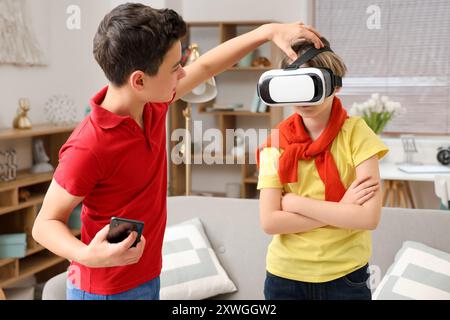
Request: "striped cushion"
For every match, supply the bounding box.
[373,241,450,300]
[160,218,237,300]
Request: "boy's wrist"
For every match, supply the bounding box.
[282,192,299,212]
[76,246,91,266]
[259,23,277,42]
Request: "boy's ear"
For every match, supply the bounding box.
[334,87,342,94]
[130,71,145,89]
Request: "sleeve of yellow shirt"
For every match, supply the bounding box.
[350,117,390,167]
[257,147,283,189]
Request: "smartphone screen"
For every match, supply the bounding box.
[106,217,144,248]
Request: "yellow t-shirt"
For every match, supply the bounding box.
[257,116,389,283]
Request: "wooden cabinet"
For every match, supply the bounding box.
[0,125,78,289]
[169,21,284,198]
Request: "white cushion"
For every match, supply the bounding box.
[373,241,450,300]
[160,218,237,300]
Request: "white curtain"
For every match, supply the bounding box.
[316,0,450,134]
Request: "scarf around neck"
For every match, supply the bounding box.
[256,97,348,202]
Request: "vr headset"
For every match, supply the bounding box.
[257,46,342,107]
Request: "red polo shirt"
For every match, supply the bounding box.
[54,86,169,295]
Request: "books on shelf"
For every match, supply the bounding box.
[201,91,269,114]
[205,103,244,112]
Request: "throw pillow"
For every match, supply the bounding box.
[160,218,237,300]
[373,241,450,300]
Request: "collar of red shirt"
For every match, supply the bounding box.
[90,86,133,129]
[89,86,176,130]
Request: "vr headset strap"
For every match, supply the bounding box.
[285,46,343,88]
[333,75,342,87]
[284,46,334,70]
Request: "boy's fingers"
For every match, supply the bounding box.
[358,191,375,205]
[118,231,137,251]
[357,180,380,191]
[92,224,110,244]
[350,175,371,189]
[134,235,146,253]
[359,185,379,197]
[304,25,322,38]
[284,45,298,62]
[353,177,378,191]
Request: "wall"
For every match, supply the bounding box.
[0,0,111,129]
[0,0,112,169]
[176,0,311,23]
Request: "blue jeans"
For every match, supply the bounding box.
[66,277,160,300]
[264,264,371,300]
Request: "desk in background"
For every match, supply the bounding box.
[379,163,447,208]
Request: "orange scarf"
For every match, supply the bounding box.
[256,97,348,202]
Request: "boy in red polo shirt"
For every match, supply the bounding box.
[32,3,325,299]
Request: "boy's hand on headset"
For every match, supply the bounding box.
[267,22,324,62]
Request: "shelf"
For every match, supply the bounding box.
[243,176,258,184]
[0,124,76,141]
[14,253,66,287]
[199,110,271,117]
[25,229,81,256]
[0,229,80,287]
[0,194,45,216]
[0,258,15,268]
[0,124,74,289]
[227,67,271,72]
[0,252,65,288]
[0,170,53,192]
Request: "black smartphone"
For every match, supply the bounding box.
[106,217,144,248]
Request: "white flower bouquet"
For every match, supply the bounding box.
[350,93,405,134]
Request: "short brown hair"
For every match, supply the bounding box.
[280,37,347,80]
[93,3,186,86]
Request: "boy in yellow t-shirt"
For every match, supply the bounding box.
[257,37,388,300]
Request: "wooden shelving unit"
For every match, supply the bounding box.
[0,124,77,291]
[227,67,272,72]
[169,21,284,198]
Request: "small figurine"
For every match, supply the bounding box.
[251,56,271,67]
[31,139,54,173]
[13,98,32,129]
[19,189,31,202]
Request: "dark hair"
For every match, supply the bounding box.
[93,3,186,86]
[280,37,347,79]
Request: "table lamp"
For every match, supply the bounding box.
[180,43,218,195]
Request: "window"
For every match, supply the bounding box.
[316,0,450,134]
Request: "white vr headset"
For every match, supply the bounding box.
[257,46,342,107]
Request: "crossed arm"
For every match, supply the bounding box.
[259,155,383,235]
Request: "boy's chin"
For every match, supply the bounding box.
[146,92,174,103]
[294,106,318,116]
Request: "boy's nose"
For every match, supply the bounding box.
[178,67,186,80]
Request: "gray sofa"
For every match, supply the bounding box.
[42,196,450,300]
